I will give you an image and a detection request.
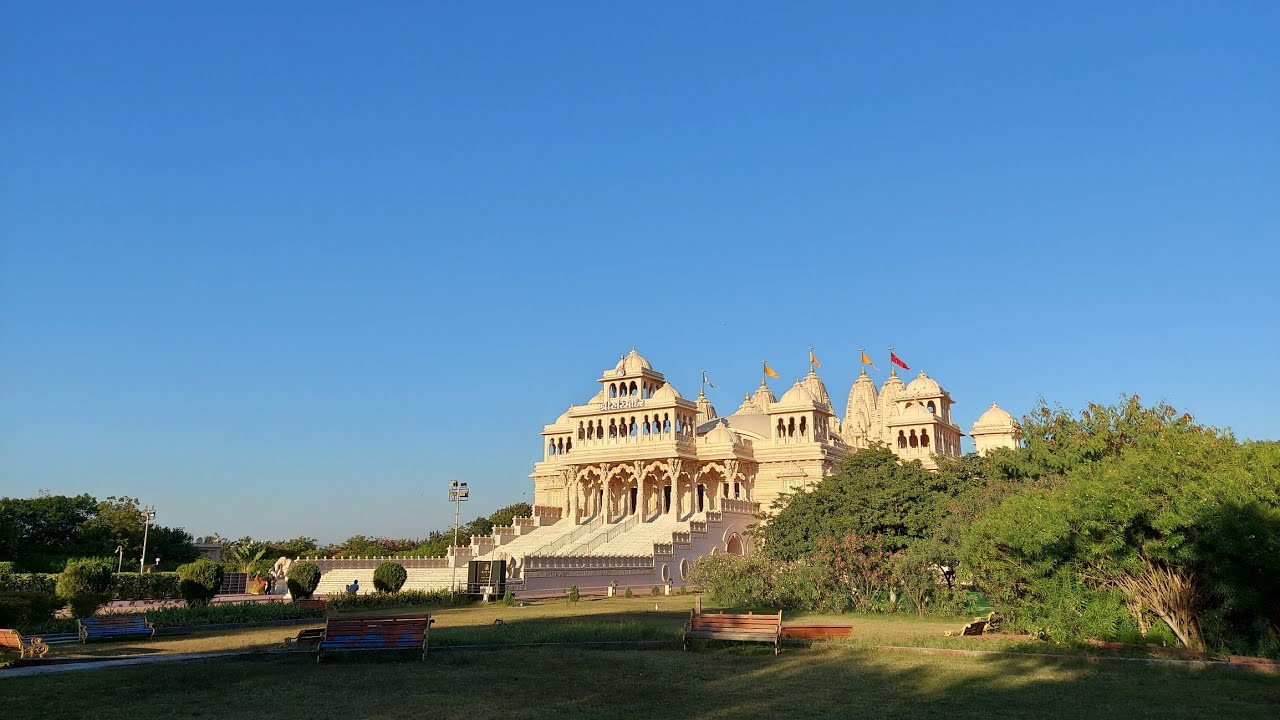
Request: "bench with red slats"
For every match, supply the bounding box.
[683,610,783,655]
[780,625,853,641]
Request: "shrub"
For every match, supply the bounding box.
[373,562,407,593]
[501,590,516,606]
[177,559,224,607]
[624,588,633,599]
[287,562,321,599]
[0,561,14,574]
[143,601,326,629]
[57,560,113,617]
[568,585,580,603]
[0,572,58,595]
[688,553,778,608]
[328,589,462,611]
[110,572,181,601]
[651,585,661,597]
[0,590,62,629]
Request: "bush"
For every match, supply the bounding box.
[624,588,633,599]
[501,591,516,606]
[176,559,224,607]
[327,589,463,612]
[0,561,14,574]
[143,601,326,629]
[568,585,580,603]
[110,572,181,601]
[0,572,58,595]
[0,590,62,629]
[57,560,113,617]
[373,562,407,593]
[287,562,321,599]
[651,585,661,597]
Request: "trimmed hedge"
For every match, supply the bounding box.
[0,572,58,595]
[373,562,407,593]
[110,572,181,600]
[287,562,321,599]
[328,589,464,611]
[0,561,14,574]
[177,559,224,607]
[142,601,326,629]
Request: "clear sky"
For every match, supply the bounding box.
[2,2,1277,544]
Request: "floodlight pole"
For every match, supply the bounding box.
[448,481,468,595]
[139,506,156,573]
[115,545,124,573]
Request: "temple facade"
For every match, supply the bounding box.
[532,349,1020,517]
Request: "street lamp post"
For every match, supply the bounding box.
[139,506,156,573]
[448,481,469,594]
[115,545,124,573]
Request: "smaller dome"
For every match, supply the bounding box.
[905,371,942,396]
[704,420,738,445]
[735,394,761,414]
[621,347,652,374]
[899,402,934,421]
[554,409,571,425]
[972,403,1017,432]
[652,382,682,400]
[778,382,817,407]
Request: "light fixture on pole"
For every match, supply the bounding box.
[115,545,124,573]
[448,480,469,594]
[139,506,156,573]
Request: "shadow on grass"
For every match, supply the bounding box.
[5,639,1278,720]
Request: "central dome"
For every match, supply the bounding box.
[616,347,652,375]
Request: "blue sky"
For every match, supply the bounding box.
[2,2,1277,544]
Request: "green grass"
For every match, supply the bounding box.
[4,596,1277,719]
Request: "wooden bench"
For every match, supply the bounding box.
[683,609,783,655]
[295,598,328,612]
[0,629,49,659]
[780,625,853,641]
[78,614,155,642]
[283,627,326,647]
[317,615,432,661]
[944,618,988,637]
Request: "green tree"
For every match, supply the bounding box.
[758,446,960,561]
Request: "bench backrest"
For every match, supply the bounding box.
[960,619,988,636]
[0,629,29,649]
[296,598,328,611]
[321,615,430,650]
[80,615,152,637]
[689,611,782,634]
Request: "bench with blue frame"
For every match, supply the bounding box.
[317,615,432,662]
[78,614,155,642]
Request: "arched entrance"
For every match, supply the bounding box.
[726,533,745,556]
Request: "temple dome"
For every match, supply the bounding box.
[778,382,817,407]
[618,348,652,374]
[704,420,739,445]
[652,382,682,400]
[972,403,1016,430]
[905,371,942,396]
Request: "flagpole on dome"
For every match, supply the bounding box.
[888,346,897,377]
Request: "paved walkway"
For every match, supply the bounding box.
[0,651,258,679]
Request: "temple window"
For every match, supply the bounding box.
[630,417,638,436]
[578,422,585,440]
[898,431,907,448]
[609,420,618,438]
[777,418,785,438]
[565,438,572,453]
[630,381,638,396]
[609,384,618,398]
[799,417,807,436]
[788,417,796,438]
[643,417,651,434]
[927,401,936,414]
[909,430,919,448]
[548,441,556,455]
[921,429,930,448]
[663,414,671,433]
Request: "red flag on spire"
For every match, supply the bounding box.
[890,351,910,370]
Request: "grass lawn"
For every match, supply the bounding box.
[3,596,1277,718]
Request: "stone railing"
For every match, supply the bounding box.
[671,531,691,546]
[653,542,673,556]
[299,556,454,570]
[689,520,707,535]
[720,498,759,515]
[587,514,640,553]
[705,510,722,524]
[535,514,604,556]
[514,517,534,530]
[495,526,516,538]
[523,554,654,571]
